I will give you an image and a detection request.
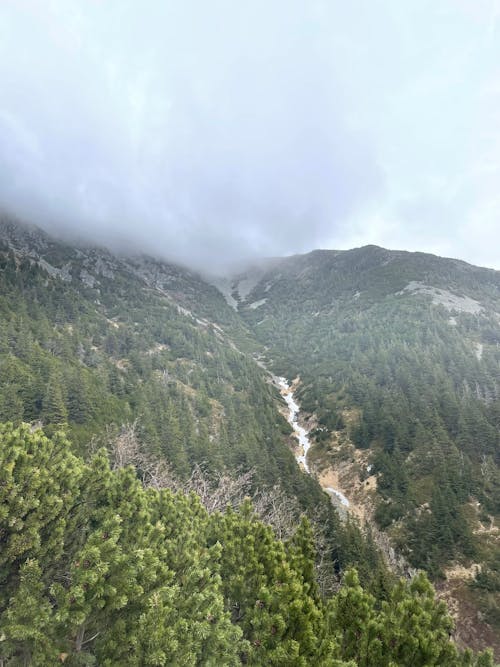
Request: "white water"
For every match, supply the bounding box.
[324,487,350,507]
[278,377,311,473]
[278,377,350,508]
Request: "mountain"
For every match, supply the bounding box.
[228,245,500,645]
[0,216,387,580]
[0,216,498,662]
[0,216,321,505]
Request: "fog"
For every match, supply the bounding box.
[0,1,499,271]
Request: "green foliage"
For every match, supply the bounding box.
[327,569,494,667]
[0,229,311,501]
[209,502,326,665]
[239,246,500,577]
[0,225,394,596]
[0,222,498,661]
[0,424,241,665]
[471,551,500,627]
[0,424,491,665]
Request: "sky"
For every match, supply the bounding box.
[0,0,499,272]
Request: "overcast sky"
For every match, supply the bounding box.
[0,0,499,271]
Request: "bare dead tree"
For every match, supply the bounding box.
[252,484,301,541]
[141,457,178,490]
[104,423,341,594]
[181,464,255,514]
[109,420,143,471]
[309,506,341,597]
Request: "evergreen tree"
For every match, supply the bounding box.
[41,371,68,424]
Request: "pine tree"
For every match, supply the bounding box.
[211,501,327,665]
[1,559,58,666]
[41,370,68,424]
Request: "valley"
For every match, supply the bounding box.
[0,217,498,663]
[2,1,497,662]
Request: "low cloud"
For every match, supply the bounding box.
[0,1,498,270]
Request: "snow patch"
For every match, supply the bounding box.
[325,487,350,507]
[248,298,267,310]
[177,305,192,318]
[207,277,238,310]
[278,377,311,473]
[398,281,482,314]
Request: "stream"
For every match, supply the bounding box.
[277,377,350,509]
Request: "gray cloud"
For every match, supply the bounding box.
[0,1,498,270]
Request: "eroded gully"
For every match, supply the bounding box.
[277,377,350,510]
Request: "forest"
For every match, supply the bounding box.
[0,221,498,663]
[238,246,500,631]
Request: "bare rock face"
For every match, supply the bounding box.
[398,281,483,314]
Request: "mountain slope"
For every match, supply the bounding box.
[230,245,500,639]
[0,217,316,502]
[0,218,498,657]
[0,217,397,602]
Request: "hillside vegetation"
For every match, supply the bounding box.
[236,246,500,630]
[0,423,494,666]
[0,219,498,663]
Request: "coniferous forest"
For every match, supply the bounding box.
[0,424,494,666]
[0,219,498,664]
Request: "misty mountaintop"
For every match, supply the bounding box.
[224,244,500,311]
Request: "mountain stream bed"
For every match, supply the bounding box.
[277,377,350,511]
